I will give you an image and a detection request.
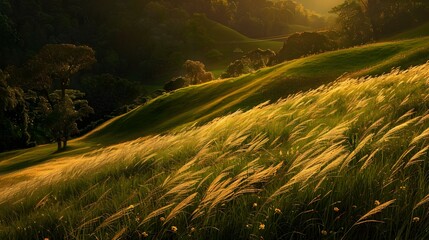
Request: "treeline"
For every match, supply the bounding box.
[0,0,323,84]
[331,0,429,45]
[174,0,325,38]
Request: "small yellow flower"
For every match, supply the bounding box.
[159,217,165,222]
[253,203,258,208]
[413,217,420,223]
[274,208,282,214]
[333,207,340,212]
[321,230,328,236]
[374,200,380,206]
[171,226,178,232]
[190,227,196,232]
[259,223,265,230]
[400,186,406,190]
[142,232,149,238]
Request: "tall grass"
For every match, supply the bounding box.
[1,63,429,239]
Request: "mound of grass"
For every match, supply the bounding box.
[1,64,429,239]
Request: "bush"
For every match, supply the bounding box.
[164,77,189,92]
[221,48,276,78]
[275,32,337,63]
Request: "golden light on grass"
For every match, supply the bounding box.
[1,63,429,239]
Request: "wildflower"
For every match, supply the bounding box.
[171,226,178,232]
[190,227,196,233]
[160,217,165,222]
[333,207,340,212]
[374,200,380,206]
[412,217,420,223]
[253,203,258,208]
[274,208,282,214]
[259,223,265,230]
[142,232,149,238]
[321,230,328,236]
[246,224,251,228]
[400,186,406,190]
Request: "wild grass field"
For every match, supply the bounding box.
[1,61,429,239]
[1,36,429,179]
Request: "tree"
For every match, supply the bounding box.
[0,70,30,152]
[183,60,214,85]
[331,0,429,43]
[330,0,373,45]
[28,44,96,100]
[25,44,96,150]
[41,90,93,149]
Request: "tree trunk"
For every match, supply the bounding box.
[62,135,68,149]
[57,139,62,151]
[61,82,66,101]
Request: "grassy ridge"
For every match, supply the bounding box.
[1,36,429,175]
[1,64,429,239]
[86,37,429,143]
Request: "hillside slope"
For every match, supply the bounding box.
[87,37,429,143]
[1,36,429,175]
[1,63,429,239]
[388,22,429,40]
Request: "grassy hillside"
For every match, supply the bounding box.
[388,22,429,40]
[1,63,429,239]
[1,36,429,175]
[88,37,429,143]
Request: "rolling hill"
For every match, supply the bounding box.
[1,31,429,239]
[1,36,429,175]
[1,60,429,240]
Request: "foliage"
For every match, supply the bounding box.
[275,32,338,62]
[164,77,189,92]
[0,0,322,84]
[183,60,214,85]
[24,44,96,150]
[331,0,429,44]
[79,74,142,119]
[0,70,30,152]
[41,90,94,149]
[331,0,374,45]
[221,48,276,78]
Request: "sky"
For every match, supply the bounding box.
[296,0,344,14]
